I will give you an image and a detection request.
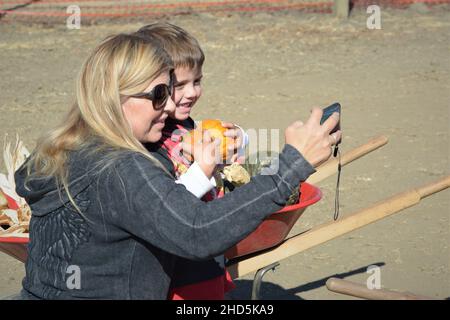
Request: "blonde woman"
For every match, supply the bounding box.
[15,33,341,299]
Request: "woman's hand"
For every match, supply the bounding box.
[181,130,220,179]
[222,122,244,149]
[285,107,342,168]
[222,122,246,164]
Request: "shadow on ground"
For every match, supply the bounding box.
[229,262,385,300]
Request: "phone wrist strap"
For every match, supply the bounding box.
[333,146,341,221]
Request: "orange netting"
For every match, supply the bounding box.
[351,0,450,8]
[0,0,448,22]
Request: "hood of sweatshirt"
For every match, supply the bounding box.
[14,150,97,217]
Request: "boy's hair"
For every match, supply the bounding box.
[136,22,205,71]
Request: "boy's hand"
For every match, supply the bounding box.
[181,130,220,179]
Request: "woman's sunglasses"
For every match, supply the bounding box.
[129,73,174,110]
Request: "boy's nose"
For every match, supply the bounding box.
[184,84,197,99]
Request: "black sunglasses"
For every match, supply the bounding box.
[130,73,174,110]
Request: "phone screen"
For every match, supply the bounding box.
[321,102,341,134]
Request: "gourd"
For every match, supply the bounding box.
[184,119,235,161]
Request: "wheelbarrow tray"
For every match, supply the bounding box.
[225,182,321,259]
[0,236,28,263]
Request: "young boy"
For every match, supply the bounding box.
[136,22,247,300]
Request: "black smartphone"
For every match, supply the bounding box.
[320,102,341,135]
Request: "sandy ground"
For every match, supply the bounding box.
[0,5,449,299]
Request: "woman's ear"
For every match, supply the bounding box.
[121,98,131,123]
[119,94,129,106]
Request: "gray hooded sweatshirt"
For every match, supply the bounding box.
[14,143,315,299]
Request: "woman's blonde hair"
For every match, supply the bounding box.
[26,33,173,210]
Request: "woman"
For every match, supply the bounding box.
[15,33,341,299]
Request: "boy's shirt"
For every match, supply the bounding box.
[156,117,220,201]
[151,117,235,300]
[157,117,194,174]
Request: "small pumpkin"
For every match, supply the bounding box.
[184,119,236,161]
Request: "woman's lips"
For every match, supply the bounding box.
[154,116,167,126]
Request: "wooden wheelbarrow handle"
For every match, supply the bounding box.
[326,277,434,300]
[227,175,450,279]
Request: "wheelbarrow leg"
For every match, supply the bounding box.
[251,262,280,300]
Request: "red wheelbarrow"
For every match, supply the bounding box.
[0,135,392,300]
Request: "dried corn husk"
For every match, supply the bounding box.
[0,222,29,237]
[0,135,31,237]
[0,219,11,226]
[0,135,30,207]
[0,191,8,209]
[0,210,11,222]
[18,205,31,224]
[1,208,19,225]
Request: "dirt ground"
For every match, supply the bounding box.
[0,5,449,300]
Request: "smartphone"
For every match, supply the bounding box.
[320,102,341,135]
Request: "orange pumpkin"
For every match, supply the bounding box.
[184,119,235,162]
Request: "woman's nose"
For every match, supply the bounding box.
[164,96,176,113]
